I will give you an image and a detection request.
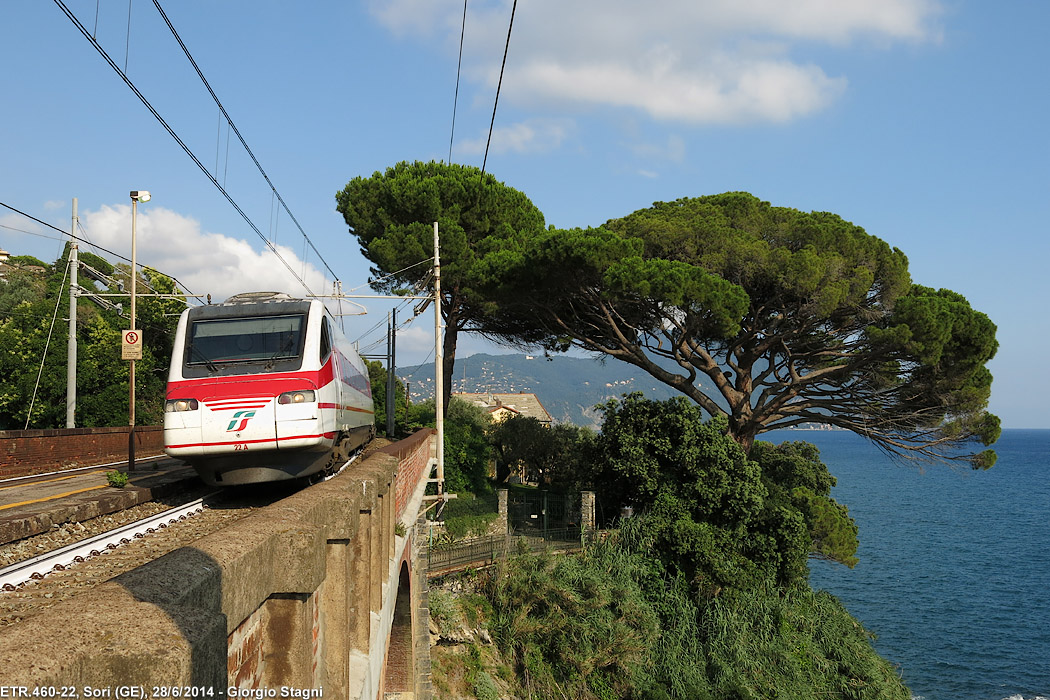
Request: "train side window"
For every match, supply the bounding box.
[319,318,332,362]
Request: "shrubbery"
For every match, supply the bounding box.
[461,394,897,699]
[442,492,501,539]
[588,393,857,594]
[483,517,908,700]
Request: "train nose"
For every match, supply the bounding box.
[200,396,277,451]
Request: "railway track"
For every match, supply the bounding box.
[0,493,213,591]
[0,452,364,628]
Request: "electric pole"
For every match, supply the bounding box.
[66,198,78,428]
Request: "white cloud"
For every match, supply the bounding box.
[371,0,940,124]
[631,134,687,163]
[80,204,330,306]
[457,117,574,156]
[394,324,435,357]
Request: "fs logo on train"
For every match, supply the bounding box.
[226,410,256,432]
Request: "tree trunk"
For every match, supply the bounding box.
[440,320,459,417]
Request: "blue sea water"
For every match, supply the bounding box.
[764,429,1050,700]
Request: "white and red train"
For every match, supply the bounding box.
[163,292,375,486]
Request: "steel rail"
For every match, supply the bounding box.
[0,446,365,591]
[0,494,215,591]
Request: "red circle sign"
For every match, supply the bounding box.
[125,331,139,344]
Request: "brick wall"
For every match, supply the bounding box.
[0,426,164,478]
[381,429,435,521]
[227,606,264,688]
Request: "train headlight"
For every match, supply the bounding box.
[278,390,316,404]
[165,398,199,412]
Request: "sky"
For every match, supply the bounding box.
[1,0,1047,428]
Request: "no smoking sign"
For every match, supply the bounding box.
[122,329,143,360]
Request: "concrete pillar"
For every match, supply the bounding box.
[497,488,509,534]
[413,517,434,699]
[387,483,397,562]
[369,501,383,615]
[349,511,372,653]
[581,491,596,533]
[259,592,315,687]
[321,541,350,700]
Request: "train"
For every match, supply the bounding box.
[163,292,375,486]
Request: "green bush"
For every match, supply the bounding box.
[472,670,499,700]
[482,515,910,700]
[444,512,500,540]
[443,491,501,540]
[589,395,859,593]
[106,470,129,488]
[407,397,493,496]
[428,589,457,634]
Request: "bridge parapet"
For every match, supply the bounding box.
[0,430,436,699]
[380,429,436,522]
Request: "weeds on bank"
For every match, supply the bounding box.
[477,518,909,700]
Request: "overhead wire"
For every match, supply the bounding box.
[0,223,64,242]
[480,0,518,178]
[0,200,198,298]
[345,257,435,294]
[352,294,416,346]
[449,0,468,163]
[149,0,340,284]
[24,258,71,429]
[51,0,318,296]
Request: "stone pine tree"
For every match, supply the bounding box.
[335,161,546,415]
[489,192,1000,467]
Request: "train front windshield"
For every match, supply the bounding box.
[186,314,305,372]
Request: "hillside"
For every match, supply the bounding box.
[397,352,683,428]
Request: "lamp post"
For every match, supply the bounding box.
[128,190,150,471]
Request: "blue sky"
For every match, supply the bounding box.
[1,1,1047,428]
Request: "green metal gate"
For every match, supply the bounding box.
[507,489,578,535]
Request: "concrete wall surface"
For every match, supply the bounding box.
[0,437,436,699]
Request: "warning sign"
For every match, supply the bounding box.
[122,329,143,360]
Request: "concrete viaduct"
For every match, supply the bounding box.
[0,429,438,699]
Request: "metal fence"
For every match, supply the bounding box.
[425,528,593,577]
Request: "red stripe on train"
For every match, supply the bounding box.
[166,432,337,449]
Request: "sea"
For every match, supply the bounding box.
[763,428,1049,700]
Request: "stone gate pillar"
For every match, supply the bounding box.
[581,491,595,533]
[497,489,509,534]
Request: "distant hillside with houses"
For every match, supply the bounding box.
[397,352,685,429]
